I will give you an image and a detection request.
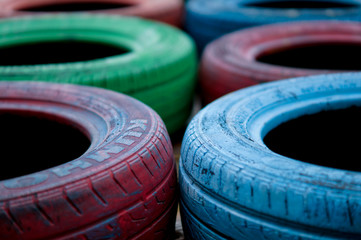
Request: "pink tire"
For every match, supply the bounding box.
[0,81,177,239]
[200,21,361,104]
[0,0,183,26]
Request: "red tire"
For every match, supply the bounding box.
[200,21,361,104]
[0,0,183,26]
[0,81,177,240]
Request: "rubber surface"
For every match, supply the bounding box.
[0,81,177,240]
[200,21,361,104]
[0,14,197,134]
[180,72,361,239]
[185,0,361,52]
[0,0,184,27]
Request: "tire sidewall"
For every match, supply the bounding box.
[0,81,161,200]
[181,72,361,235]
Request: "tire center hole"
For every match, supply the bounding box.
[263,106,361,171]
[0,40,129,66]
[244,1,356,9]
[18,2,132,12]
[0,111,91,180]
[256,43,361,70]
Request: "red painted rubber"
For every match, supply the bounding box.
[0,0,183,26]
[0,82,177,240]
[200,21,361,104]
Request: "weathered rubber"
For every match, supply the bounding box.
[131,62,196,123]
[0,81,177,240]
[180,72,361,239]
[200,21,361,104]
[185,0,361,52]
[0,14,197,133]
[180,200,227,240]
[0,0,184,27]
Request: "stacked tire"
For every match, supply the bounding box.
[0,14,197,134]
[0,0,184,27]
[200,20,361,104]
[185,0,361,52]
[0,81,177,239]
[180,72,361,239]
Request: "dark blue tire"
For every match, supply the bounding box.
[179,72,361,239]
[185,0,361,52]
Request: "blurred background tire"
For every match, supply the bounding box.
[0,14,197,134]
[200,20,361,104]
[0,0,184,27]
[185,0,361,53]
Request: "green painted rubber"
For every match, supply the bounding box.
[0,13,197,134]
[131,64,196,119]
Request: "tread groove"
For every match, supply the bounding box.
[147,146,161,169]
[110,170,128,194]
[157,134,169,157]
[184,136,197,164]
[34,195,54,226]
[43,163,176,240]
[284,192,289,216]
[324,194,330,222]
[4,203,23,233]
[159,125,171,144]
[63,190,82,215]
[89,181,108,206]
[106,224,115,231]
[130,213,146,222]
[155,196,166,205]
[191,145,203,174]
[126,162,143,186]
[228,213,245,237]
[153,143,166,166]
[154,229,165,234]
[140,154,154,177]
[346,199,354,226]
[182,159,361,239]
[267,186,271,209]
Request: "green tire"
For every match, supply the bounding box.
[0,13,197,134]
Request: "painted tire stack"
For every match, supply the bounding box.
[0,81,177,239]
[0,0,184,27]
[200,20,361,104]
[3,0,361,239]
[185,0,361,52]
[180,72,361,239]
[0,14,197,134]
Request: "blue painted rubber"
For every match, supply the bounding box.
[180,200,227,240]
[179,72,361,239]
[185,0,361,52]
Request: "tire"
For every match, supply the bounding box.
[0,81,177,240]
[180,72,361,239]
[0,13,197,134]
[0,0,184,27]
[185,0,361,52]
[200,20,361,104]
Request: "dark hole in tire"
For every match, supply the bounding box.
[0,111,91,180]
[263,106,361,171]
[256,43,361,70]
[244,1,356,9]
[19,2,131,12]
[0,40,129,66]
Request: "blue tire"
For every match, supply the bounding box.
[185,0,361,52]
[179,72,361,239]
